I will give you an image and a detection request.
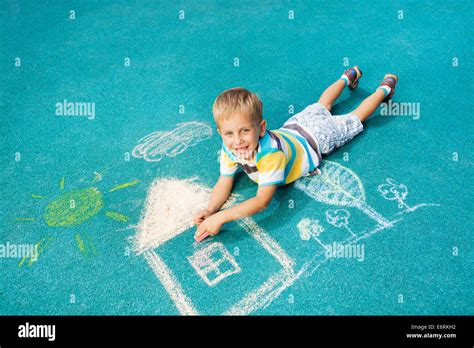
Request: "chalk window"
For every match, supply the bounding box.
[188,242,241,286]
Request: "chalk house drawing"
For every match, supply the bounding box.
[132,122,213,162]
[133,160,439,315]
[132,177,297,316]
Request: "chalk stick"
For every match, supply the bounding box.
[194,231,211,243]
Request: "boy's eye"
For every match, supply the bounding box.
[243,129,250,133]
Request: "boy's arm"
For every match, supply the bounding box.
[218,185,277,223]
[195,185,277,239]
[207,175,235,213]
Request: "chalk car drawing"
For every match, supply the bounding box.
[132,122,213,162]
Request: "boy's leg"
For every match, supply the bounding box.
[318,66,362,112]
[351,89,386,123]
[351,74,398,123]
[317,79,346,112]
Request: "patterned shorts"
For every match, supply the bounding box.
[283,102,364,155]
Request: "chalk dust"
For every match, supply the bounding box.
[132,177,212,254]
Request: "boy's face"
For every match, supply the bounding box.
[218,113,266,161]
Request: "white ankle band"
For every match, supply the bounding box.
[340,75,350,86]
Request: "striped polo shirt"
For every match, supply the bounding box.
[219,123,322,186]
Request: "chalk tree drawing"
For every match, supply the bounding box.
[294,160,393,227]
[132,122,213,162]
[378,178,440,215]
[188,242,241,287]
[326,209,356,237]
[297,218,327,249]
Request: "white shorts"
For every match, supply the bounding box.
[283,103,364,155]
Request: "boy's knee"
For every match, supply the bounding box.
[318,101,332,111]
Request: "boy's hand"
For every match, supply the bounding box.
[194,213,224,241]
[193,209,213,226]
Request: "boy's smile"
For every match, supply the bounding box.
[218,113,266,161]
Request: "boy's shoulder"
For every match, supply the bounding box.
[258,130,284,155]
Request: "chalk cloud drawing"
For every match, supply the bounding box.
[378,178,440,215]
[326,209,356,237]
[188,242,241,287]
[134,161,440,315]
[132,122,213,162]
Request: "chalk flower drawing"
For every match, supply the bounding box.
[297,218,329,250]
[297,218,324,240]
[132,122,213,162]
[326,209,356,237]
[377,178,440,215]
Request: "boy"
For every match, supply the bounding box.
[194,67,398,241]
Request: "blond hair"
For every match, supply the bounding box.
[212,87,263,128]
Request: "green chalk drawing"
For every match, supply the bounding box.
[31,194,46,199]
[84,232,97,256]
[109,179,140,192]
[14,174,138,266]
[18,236,54,267]
[75,233,86,253]
[105,211,129,222]
[44,187,104,227]
[75,232,97,257]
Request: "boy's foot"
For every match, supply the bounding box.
[378,74,398,102]
[341,66,363,89]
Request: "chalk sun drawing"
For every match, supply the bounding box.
[15,173,138,266]
[133,177,297,315]
[132,122,213,162]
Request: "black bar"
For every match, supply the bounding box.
[0,315,472,346]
